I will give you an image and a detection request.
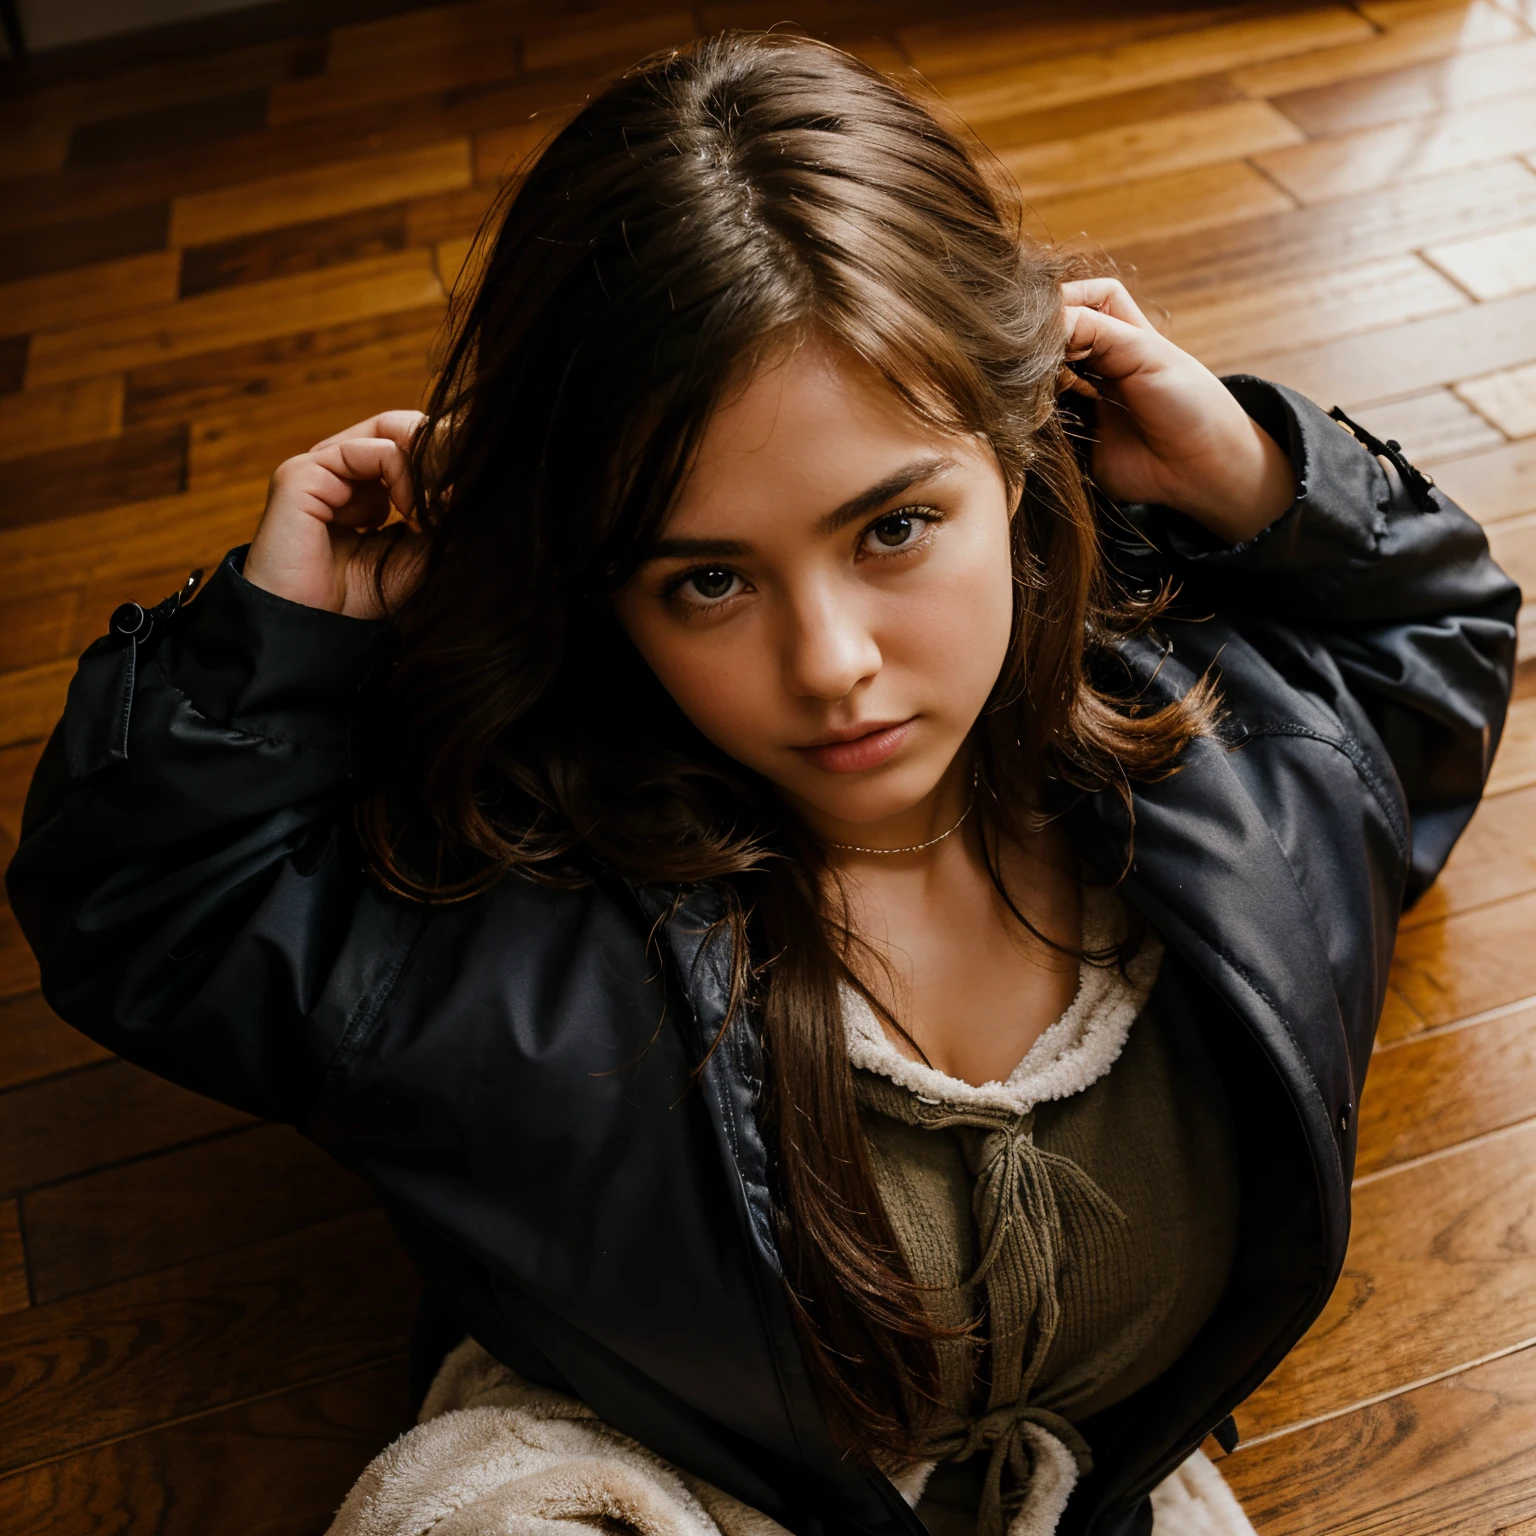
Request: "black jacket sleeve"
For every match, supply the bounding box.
[5,547,397,1122]
[1109,376,1522,903]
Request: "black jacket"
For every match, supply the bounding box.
[7,380,1520,1536]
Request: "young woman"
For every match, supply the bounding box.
[8,32,1519,1536]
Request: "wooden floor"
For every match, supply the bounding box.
[1,0,1534,1531]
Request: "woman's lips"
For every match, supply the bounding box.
[794,718,915,774]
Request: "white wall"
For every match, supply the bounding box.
[15,0,271,51]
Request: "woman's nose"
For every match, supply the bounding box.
[781,584,882,701]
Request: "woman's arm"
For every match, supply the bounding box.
[4,413,428,1121]
[1061,279,1521,901]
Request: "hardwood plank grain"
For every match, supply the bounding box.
[1357,1000,1536,1176]
[186,366,430,488]
[0,1206,418,1475]
[998,99,1303,201]
[1236,1117,1536,1439]
[897,7,1230,81]
[0,992,113,1096]
[402,181,502,249]
[0,736,45,841]
[475,118,563,182]
[0,250,179,335]
[179,202,410,298]
[523,10,696,73]
[25,250,445,389]
[1432,440,1536,525]
[1223,1342,1536,1536]
[0,1357,411,1536]
[168,140,473,249]
[1488,514,1536,603]
[1349,389,1507,467]
[0,203,169,287]
[0,912,39,1007]
[0,1060,253,1199]
[122,305,443,427]
[0,424,186,532]
[0,663,77,755]
[1024,162,1294,249]
[1257,94,1536,205]
[0,376,123,463]
[932,7,1375,124]
[0,86,86,182]
[969,73,1244,158]
[1408,214,1536,327]
[1114,158,1536,295]
[1501,697,1536,797]
[1163,254,1468,373]
[24,1122,377,1305]
[1230,0,1525,98]
[67,89,269,173]
[1456,364,1536,440]
[0,1201,25,1317]
[0,337,26,396]
[1403,784,1536,932]
[1266,32,1536,137]
[0,479,266,599]
[1230,289,1536,409]
[1388,887,1536,1035]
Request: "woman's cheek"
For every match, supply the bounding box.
[649,636,783,767]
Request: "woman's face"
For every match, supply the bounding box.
[613,342,1017,837]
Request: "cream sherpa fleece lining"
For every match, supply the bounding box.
[325,1339,1257,1536]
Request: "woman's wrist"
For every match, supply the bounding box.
[1166,417,1296,547]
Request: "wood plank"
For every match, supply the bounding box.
[997,99,1304,201]
[1023,162,1294,249]
[0,478,266,599]
[0,912,40,1008]
[168,139,473,249]
[1113,158,1536,296]
[1489,514,1536,604]
[0,1201,25,1317]
[523,10,697,73]
[1256,94,1536,205]
[1434,439,1536,525]
[67,89,269,172]
[931,7,1375,125]
[123,305,443,427]
[178,201,410,298]
[1388,887,1536,1035]
[1403,784,1536,932]
[1265,32,1536,137]
[0,86,86,182]
[1223,1342,1536,1536]
[1230,289,1536,409]
[24,250,445,389]
[474,118,563,182]
[0,424,186,533]
[1348,388,1507,467]
[186,365,431,488]
[0,662,77,755]
[0,1357,411,1536]
[0,992,113,1096]
[0,376,123,463]
[0,250,179,335]
[23,1122,377,1305]
[0,737,43,841]
[0,202,169,287]
[1357,999,1536,1176]
[1230,0,1525,98]
[0,337,26,396]
[1162,254,1468,373]
[0,1060,252,1199]
[1236,1117,1536,1439]
[0,1206,418,1475]
[1457,363,1536,440]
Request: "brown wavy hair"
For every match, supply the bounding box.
[360,32,1217,1464]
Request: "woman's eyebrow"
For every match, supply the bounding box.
[643,455,957,563]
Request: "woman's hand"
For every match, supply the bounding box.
[244,410,429,618]
[1060,278,1295,545]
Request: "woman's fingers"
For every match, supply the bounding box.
[308,409,426,455]
[1062,303,1167,383]
[1059,278,1155,332]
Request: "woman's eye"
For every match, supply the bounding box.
[864,511,927,553]
[683,567,738,602]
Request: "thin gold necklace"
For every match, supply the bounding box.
[827,789,976,856]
